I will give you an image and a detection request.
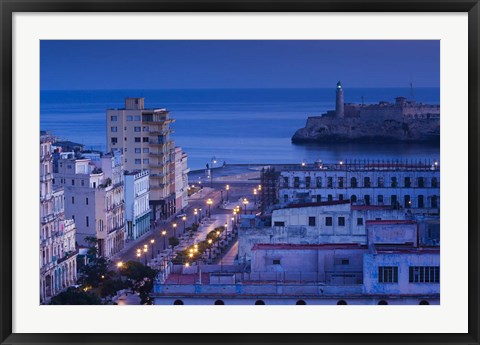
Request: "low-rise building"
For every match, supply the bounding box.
[124,170,151,241]
[278,160,440,214]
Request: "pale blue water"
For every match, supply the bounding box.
[40,88,440,170]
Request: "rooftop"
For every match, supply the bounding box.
[252,243,367,251]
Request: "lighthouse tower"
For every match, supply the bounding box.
[335,81,345,118]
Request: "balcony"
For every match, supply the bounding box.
[149,152,165,158]
[41,213,55,224]
[40,153,53,162]
[40,173,54,182]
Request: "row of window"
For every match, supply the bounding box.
[284,193,439,209]
[172,299,431,305]
[283,176,439,189]
[111,137,149,144]
[110,126,150,132]
[378,266,440,283]
[274,216,352,227]
[110,115,142,122]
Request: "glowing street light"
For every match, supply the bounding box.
[117,261,123,268]
[243,198,249,215]
[226,184,230,201]
[161,229,167,250]
[143,246,148,265]
[182,216,187,234]
[194,208,198,224]
[150,239,155,259]
[253,188,257,205]
[173,223,177,238]
[207,198,213,218]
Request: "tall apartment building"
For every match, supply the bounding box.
[40,133,78,303]
[124,170,151,241]
[106,98,177,220]
[53,150,126,258]
[279,160,440,214]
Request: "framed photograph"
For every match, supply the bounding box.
[1,1,479,344]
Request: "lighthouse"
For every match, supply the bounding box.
[335,81,345,118]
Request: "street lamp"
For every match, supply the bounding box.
[253,188,257,205]
[136,252,141,261]
[161,230,167,250]
[216,230,221,248]
[194,209,198,224]
[224,222,228,240]
[117,261,123,269]
[143,246,148,265]
[150,239,155,259]
[173,223,177,238]
[243,198,249,215]
[182,216,187,234]
[226,185,230,201]
[208,239,213,259]
[231,216,235,232]
[207,198,213,218]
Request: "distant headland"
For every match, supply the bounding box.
[291,82,440,144]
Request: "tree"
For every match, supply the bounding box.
[168,236,180,247]
[119,261,158,305]
[49,287,101,305]
[77,257,111,288]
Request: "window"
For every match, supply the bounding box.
[431,195,438,208]
[364,177,371,187]
[274,221,285,227]
[378,177,384,187]
[391,195,398,207]
[135,148,141,153]
[339,194,344,201]
[357,218,363,226]
[338,217,345,226]
[378,266,398,283]
[350,195,357,203]
[143,126,149,132]
[405,177,411,188]
[134,115,141,121]
[409,266,440,283]
[134,126,141,132]
[124,137,127,141]
[325,217,333,226]
[283,195,288,202]
[378,195,384,204]
[327,177,333,188]
[308,217,316,226]
[71,179,75,186]
[417,177,425,188]
[293,177,300,188]
[143,137,149,143]
[111,137,117,144]
[143,148,149,153]
[86,197,88,205]
[110,115,117,121]
[86,216,89,227]
[364,195,370,205]
[143,159,149,164]
[111,126,117,132]
[391,177,398,187]
[418,195,424,208]
[127,116,133,121]
[404,195,411,208]
[305,176,311,188]
[316,177,322,188]
[327,194,333,201]
[431,177,438,188]
[338,177,344,188]
[351,177,357,188]
[283,177,289,188]
[273,259,281,265]
[135,159,141,164]
[341,259,349,265]
[134,137,141,142]
[71,196,74,204]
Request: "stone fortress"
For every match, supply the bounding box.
[292,82,440,144]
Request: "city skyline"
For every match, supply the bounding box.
[40,40,440,90]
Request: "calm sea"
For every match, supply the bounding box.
[40,88,440,170]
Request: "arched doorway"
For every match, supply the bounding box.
[419,300,429,305]
[255,300,265,305]
[214,300,225,305]
[296,300,306,305]
[173,299,184,305]
[337,300,347,305]
[378,300,388,305]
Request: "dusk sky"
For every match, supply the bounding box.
[41,40,440,90]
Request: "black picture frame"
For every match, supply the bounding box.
[1,1,479,344]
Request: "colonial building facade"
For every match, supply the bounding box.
[278,160,440,214]
[40,134,78,304]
